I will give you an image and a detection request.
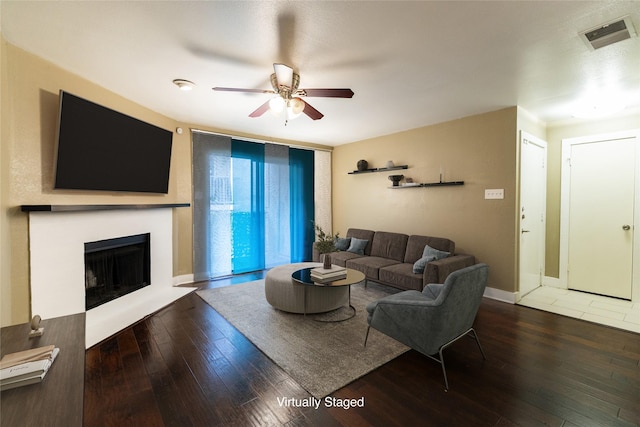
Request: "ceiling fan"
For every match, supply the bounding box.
[213,63,354,122]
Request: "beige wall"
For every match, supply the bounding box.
[1,37,11,324]
[332,107,519,293]
[544,111,640,278]
[0,41,192,325]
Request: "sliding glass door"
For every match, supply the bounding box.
[193,132,318,280]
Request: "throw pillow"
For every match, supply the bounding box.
[334,237,351,251]
[422,244,450,260]
[413,255,436,274]
[413,245,451,274]
[347,238,368,255]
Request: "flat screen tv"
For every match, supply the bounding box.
[54,91,173,193]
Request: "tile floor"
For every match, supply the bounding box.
[518,286,640,334]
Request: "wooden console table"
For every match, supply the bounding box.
[1,313,85,426]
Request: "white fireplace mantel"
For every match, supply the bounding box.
[25,203,193,348]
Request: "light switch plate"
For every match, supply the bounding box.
[485,189,504,199]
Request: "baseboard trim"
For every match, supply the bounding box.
[173,274,195,286]
[483,286,517,304]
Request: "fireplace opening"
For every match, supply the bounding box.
[85,233,151,310]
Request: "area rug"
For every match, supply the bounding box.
[196,280,409,398]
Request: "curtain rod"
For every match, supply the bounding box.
[190,129,333,152]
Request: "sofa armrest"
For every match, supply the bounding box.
[423,254,475,286]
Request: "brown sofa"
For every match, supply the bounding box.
[312,228,475,291]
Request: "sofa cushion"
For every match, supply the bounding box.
[370,231,409,262]
[346,257,401,280]
[334,237,351,251]
[345,229,375,255]
[347,237,368,255]
[329,251,363,267]
[404,235,455,263]
[379,263,424,291]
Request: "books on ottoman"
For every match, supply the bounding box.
[311,265,347,283]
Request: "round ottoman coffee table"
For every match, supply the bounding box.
[265,262,350,314]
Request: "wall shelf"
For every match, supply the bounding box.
[21,203,190,213]
[348,165,408,174]
[389,181,464,189]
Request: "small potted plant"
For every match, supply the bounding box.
[313,222,339,269]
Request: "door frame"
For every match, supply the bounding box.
[559,129,640,301]
[518,131,547,298]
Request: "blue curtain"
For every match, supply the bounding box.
[192,132,315,279]
[289,148,315,262]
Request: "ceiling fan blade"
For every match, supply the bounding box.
[273,63,294,88]
[213,87,275,94]
[249,100,272,118]
[298,88,354,98]
[302,100,324,120]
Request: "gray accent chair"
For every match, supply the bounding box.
[364,263,489,390]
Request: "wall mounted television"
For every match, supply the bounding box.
[54,91,173,194]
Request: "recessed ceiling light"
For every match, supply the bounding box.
[172,79,195,91]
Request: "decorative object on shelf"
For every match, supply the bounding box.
[386,160,395,168]
[357,159,369,171]
[388,174,404,186]
[405,177,414,183]
[348,164,408,174]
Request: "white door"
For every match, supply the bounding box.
[565,135,636,299]
[519,132,547,297]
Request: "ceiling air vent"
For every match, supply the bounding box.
[580,16,636,50]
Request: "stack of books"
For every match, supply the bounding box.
[310,265,347,283]
[0,345,60,391]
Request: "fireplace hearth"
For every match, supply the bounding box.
[85,233,151,310]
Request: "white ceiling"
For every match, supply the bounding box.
[2,1,639,146]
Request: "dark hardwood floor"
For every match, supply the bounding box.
[84,273,640,426]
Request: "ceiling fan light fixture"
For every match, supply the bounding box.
[269,96,285,114]
[172,79,195,91]
[286,97,305,120]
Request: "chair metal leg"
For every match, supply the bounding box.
[364,326,371,347]
[438,347,449,391]
[425,352,449,391]
[469,328,486,360]
[427,328,485,391]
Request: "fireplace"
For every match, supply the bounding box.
[26,207,194,348]
[85,233,151,310]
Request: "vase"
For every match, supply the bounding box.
[388,174,404,186]
[357,159,368,171]
[323,253,332,269]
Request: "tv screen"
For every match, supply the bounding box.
[54,91,173,194]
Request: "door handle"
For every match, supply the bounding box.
[622,225,631,231]
[521,229,530,234]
